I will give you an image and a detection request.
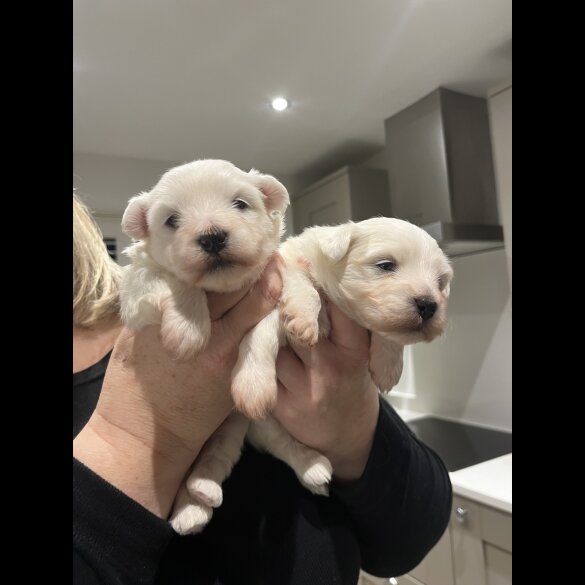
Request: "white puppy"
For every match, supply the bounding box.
[171,217,454,535]
[118,158,335,536]
[119,158,289,359]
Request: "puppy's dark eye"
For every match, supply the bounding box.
[376,261,397,272]
[438,275,449,290]
[165,214,180,229]
[233,199,249,211]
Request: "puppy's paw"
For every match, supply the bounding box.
[369,368,397,393]
[232,368,277,421]
[369,337,404,392]
[160,321,208,360]
[280,302,320,346]
[186,477,223,508]
[369,357,403,392]
[169,501,213,535]
[297,454,333,497]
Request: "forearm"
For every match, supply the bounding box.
[73,412,200,518]
[321,385,380,481]
[330,396,452,577]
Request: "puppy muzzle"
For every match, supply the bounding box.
[198,230,228,255]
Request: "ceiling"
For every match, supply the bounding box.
[73,0,511,182]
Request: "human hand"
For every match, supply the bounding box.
[73,255,282,517]
[273,301,381,482]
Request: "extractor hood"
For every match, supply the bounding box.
[384,88,505,257]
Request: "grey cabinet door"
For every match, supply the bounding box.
[292,170,351,234]
[292,166,391,234]
[451,496,512,585]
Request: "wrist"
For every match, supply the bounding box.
[73,412,197,519]
[324,390,380,482]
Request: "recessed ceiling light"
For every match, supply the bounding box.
[271,97,289,111]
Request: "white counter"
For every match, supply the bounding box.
[449,453,512,513]
[394,406,512,515]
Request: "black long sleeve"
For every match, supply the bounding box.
[74,356,452,584]
[331,396,453,577]
[73,459,175,585]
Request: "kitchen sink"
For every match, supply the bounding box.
[406,416,512,472]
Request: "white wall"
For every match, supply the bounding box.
[359,148,388,171]
[388,87,512,431]
[74,153,179,265]
[73,152,177,214]
[488,85,512,285]
[389,249,512,431]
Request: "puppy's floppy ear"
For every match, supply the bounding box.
[318,223,354,263]
[442,266,454,298]
[248,169,290,214]
[122,193,150,239]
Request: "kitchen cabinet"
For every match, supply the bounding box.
[449,496,512,585]
[292,166,391,234]
[358,496,511,585]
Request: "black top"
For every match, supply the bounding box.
[72,351,111,438]
[73,354,452,585]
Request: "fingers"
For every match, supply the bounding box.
[275,345,306,389]
[207,288,249,321]
[325,301,370,353]
[273,347,306,420]
[217,255,283,344]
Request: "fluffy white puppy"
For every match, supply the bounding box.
[119,158,289,359]
[117,158,329,536]
[234,216,454,419]
[171,217,453,535]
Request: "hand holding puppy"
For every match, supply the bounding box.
[73,257,283,519]
[274,301,380,481]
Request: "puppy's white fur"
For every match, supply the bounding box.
[120,158,289,359]
[118,159,318,535]
[171,217,453,535]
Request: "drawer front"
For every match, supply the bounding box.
[480,505,512,553]
[484,544,512,585]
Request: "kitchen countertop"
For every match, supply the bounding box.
[394,406,512,514]
[449,453,512,513]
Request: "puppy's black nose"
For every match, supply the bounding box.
[198,231,228,254]
[415,298,437,321]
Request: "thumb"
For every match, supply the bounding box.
[217,254,283,344]
[326,300,370,354]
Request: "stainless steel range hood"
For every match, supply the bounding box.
[384,88,504,257]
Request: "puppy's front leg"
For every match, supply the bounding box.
[247,417,332,496]
[280,260,322,346]
[160,287,211,360]
[120,267,171,330]
[231,308,282,420]
[169,412,250,535]
[369,333,404,392]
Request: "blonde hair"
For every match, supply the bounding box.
[73,192,123,327]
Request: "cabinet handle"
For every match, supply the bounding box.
[455,507,468,523]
